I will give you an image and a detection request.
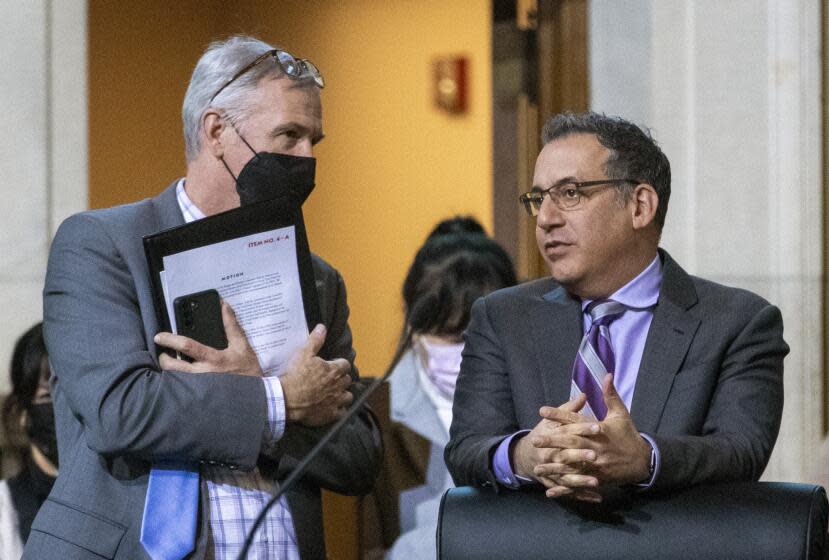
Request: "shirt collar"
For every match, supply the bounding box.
[175,179,206,224]
[581,254,662,312]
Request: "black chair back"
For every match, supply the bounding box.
[437,483,828,560]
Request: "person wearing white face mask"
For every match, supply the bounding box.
[411,335,464,433]
[371,217,516,560]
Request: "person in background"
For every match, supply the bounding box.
[0,323,57,559]
[379,217,517,559]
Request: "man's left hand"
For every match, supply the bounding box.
[531,374,651,497]
[156,300,263,377]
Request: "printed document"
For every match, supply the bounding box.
[161,225,306,376]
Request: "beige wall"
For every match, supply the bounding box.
[89,0,493,380]
[0,1,87,396]
[243,0,494,379]
[89,1,232,208]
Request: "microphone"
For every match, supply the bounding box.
[237,330,412,560]
[234,180,379,558]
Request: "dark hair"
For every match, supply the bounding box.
[2,323,50,437]
[541,111,671,230]
[426,215,486,238]
[387,225,517,373]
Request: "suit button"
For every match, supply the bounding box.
[228,464,238,470]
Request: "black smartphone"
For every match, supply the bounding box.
[173,289,228,362]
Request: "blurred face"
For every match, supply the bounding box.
[33,366,52,404]
[420,333,463,345]
[533,133,637,298]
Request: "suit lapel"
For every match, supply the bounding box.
[530,285,583,406]
[143,181,185,353]
[630,251,700,432]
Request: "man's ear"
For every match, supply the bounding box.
[630,183,659,230]
[202,110,226,159]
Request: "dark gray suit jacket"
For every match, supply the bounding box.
[445,250,788,492]
[24,183,381,560]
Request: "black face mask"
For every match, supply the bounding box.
[27,403,58,467]
[236,151,316,207]
[222,128,316,208]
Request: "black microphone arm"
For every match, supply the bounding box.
[236,368,392,560]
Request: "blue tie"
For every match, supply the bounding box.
[140,461,200,560]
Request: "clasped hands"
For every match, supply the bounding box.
[155,300,353,427]
[511,374,652,502]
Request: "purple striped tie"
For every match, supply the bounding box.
[570,299,626,420]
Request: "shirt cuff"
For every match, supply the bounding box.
[262,376,287,443]
[632,432,661,489]
[492,430,534,488]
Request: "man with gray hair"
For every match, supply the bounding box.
[25,36,381,560]
[446,112,787,502]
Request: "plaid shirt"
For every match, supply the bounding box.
[176,180,300,560]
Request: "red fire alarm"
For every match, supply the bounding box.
[433,56,468,114]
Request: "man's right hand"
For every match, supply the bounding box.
[279,324,353,427]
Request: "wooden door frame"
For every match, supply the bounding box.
[491,0,590,280]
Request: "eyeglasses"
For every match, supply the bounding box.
[209,48,324,104]
[519,179,638,216]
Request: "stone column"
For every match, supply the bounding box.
[0,0,87,392]
[589,0,822,482]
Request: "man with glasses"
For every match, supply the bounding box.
[27,36,380,560]
[446,112,787,502]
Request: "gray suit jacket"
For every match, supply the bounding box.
[445,250,788,492]
[24,183,381,560]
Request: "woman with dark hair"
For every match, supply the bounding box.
[0,323,57,558]
[382,217,517,560]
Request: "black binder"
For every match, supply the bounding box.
[142,197,321,335]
